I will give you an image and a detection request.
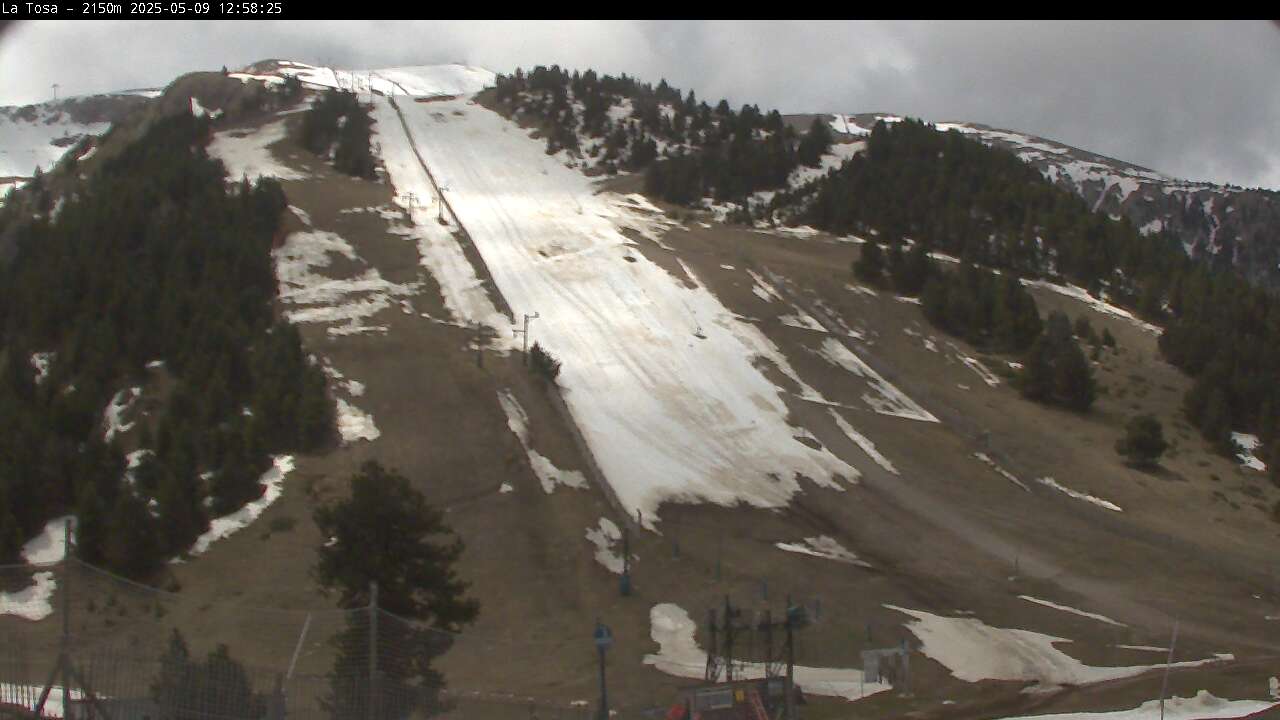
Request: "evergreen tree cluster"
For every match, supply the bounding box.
[152,629,268,720]
[1018,311,1098,412]
[797,117,1280,455]
[0,111,332,574]
[492,66,832,210]
[299,89,376,179]
[920,263,1044,353]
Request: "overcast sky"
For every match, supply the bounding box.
[2,20,1277,189]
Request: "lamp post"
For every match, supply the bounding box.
[594,620,613,720]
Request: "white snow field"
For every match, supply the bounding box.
[368,100,512,336]
[270,62,495,98]
[995,691,1276,720]
[644,603,892,700]
[383,95,867,527]
[0,104,108,180]
[887,605,1227,686]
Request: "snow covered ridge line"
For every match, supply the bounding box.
[232,62,495,99]
[644,603,892,700]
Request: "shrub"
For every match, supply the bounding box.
[529,342,562,384]
[1116,414,1168,468]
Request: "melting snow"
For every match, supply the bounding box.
[1231,432,1266,472]
[1022,280,1160,335]
[208,119,306,182]
[1019,595,1127,627]
[645,603,891,700]
[994,691,1275,720]
[185,455,294,558]
[814,338,939,422]
[273,230,418,336]
[390,94,863,527]
[775,535,870,568]
[1037,477,1122,512]
[584,517,626,574]
[497,391,588,494]
[29,352,54,384]
[336,399,380,443]
[828,409,898,475]
[888,605,1227,686]
[102,387,141,443]
[973,453,1030,491]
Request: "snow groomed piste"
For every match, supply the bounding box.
[375,88,891,527]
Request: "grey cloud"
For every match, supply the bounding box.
[1,20,1276,188]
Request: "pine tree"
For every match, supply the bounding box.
[103,489,161,579]
[853,241,884,285]
[1117,414,1168,467]
[1054,339,1097,412]
[797,117,833,168]
[314,461,479,720]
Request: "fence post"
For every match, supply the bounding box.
[369,581,379,720]
[62,520,71,718]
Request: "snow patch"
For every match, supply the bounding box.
[828,409,898,475]
[775,535,870,568]
[1019,595,1127,627]
[1231,432,1266,472]
[888,605,1227,686]
[995,691,1275,720]
[185,455,294,558]
[497,391,588,493]
[208,119,306,182]
[336,399,380,444]
[973,453,1029,491]
[1037,476,1122,512]
[644,603,891,700]
[102,387,141,443]
[585,517,626,574]
[815,338,939,422]
[30,352,54,384]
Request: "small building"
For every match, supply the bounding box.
[664,678,803,720]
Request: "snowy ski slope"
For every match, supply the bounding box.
[382,95,865,526]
